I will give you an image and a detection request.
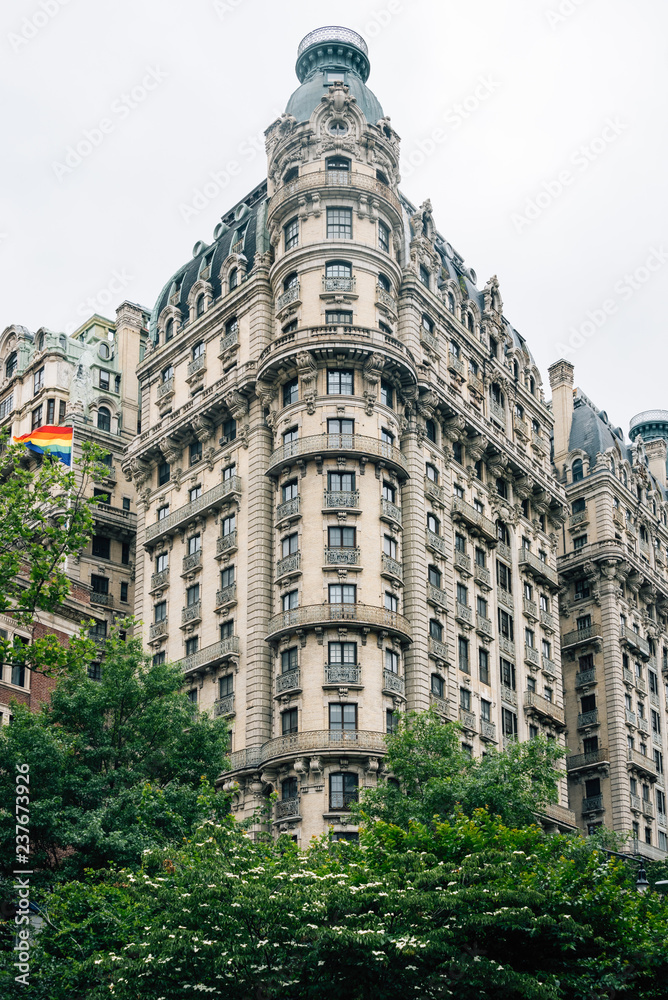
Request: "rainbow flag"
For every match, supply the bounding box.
[13,425,74,466]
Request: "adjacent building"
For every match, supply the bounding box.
[124,26,574,843]
[551,361,668,860]
[0,301,148,718]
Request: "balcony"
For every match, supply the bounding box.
[458,707,477,732]
[427,584,448,610]
[93,503,137,535]
[157,377,174,401]
[513,414,529,441]
[474,564,491,589]
[213,694,235,718]
[424,476,446,506]
[269,168,401,216]
[562,622,603,650]
[229,729,389,769]
[266,604,412,643]
[277,551,302,578]
[277,283,301,312]
[524,691,565,727]
[578,709,599,728]
[426,529,447,556]
[90,591,113,607]
[181,600,202,627]
[531,432,549,455]
[324,546,359,566]
[575,667,596,688]
[568,510,589,531]
[496,541,513,563]
[381,553,403,580]
[497,587,514,611]
[542,656,558,679]
[451,498,496,543]
[539,803,578,828]
[276,669,301,695]
[178,636,239,674]
[581,794,604,813]
[324,663,361,686]
[448,354,466,379]
[499,635,515,658]
[382,670,405,696]
[500,684,517,707]
[628,749,658,781]
[275,797,300,821]
[428,636,450,662]
[620,625,650,659]
[638,717,650,736]
[267,433,408,478]
[324,490,360,509]
[489,398,506,427]
[421,328,440,353]
[454,551,472,577]
[522,597,538,620]
[518,548,559,589]
[215,584,237,609]
[219,327,239,355]
[630,793,641,813]
[146,478,242,544]
[182,550,202,574]
[480,720,497,742]
[524,644,540,668]
[612,508,625,529]
[186,354,206,381]
[375,284,397,313]
[642,799,654,818]
[455,602,473,626]
[540,610,557,632]
[468,372,484,396]
[216,531,238,557]
[149,619,168,641]
[636,676,647,694]
[623,667,634,686]
[322,275,356,295]
[380,499,402,525]
[150,568,169,592]
[625,709,637,727]
[476,613,493,639]
[276,496,301,523]
[566,747,610,773]
[430,693,450,717]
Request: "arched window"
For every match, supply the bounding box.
[425,419,436,443]
[37,333,45,351]
[326,156,351,181]
[447,292,455,313]
[572,459,584,483]
[529,376,536,395]
[467,312,475,333]
[165,319,174,343]
[513,360,519,380]
[376,169,389,186]
[283,272,299,290]
[196,294,205,317]
[229,269,238,291]
[326,260,352,278]
[97,407,111,432]
[5,352,17,378]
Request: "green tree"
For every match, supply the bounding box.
[0,626,230,882]
[357,708,565,829]
[0,430,108,675]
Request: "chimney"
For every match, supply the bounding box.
[548,359,575,467]
[645,438,667,489]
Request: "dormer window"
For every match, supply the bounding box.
[196,294,205,317]
[419,265,430,289]
[447,292,455,313]
[165,319,174,343]
[229,268,238,291]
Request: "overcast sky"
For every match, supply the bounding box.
[1,0,666,432]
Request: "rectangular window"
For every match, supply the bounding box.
[325,310,354,325]
[154,601,167,623]
[45,398,55,424]
[152,651,165,666]
[99,369,110,391]
[220,565,235,589]
[282,478,299,501]
[120,581,129,603]
[498,609,514,640]
[283,378,299,406]
[121,542,130,565]
[329,772,358,810]
[385,649,399,674]
[455,533,466,553]
[386,708,398,734]
[327,207,352,239]
[456,583,468,605]
[284,217,299,250]
[281,647,298,672]
[189,440,202,464]
[34,367,44,395]
[481,699,491,722]
[382,481,395,502]
[328,526,356,548]
[185,637,199,657]
[327,471,355,492]
[329,703,357,731]
[282,590,298,611]
[282,707,299,735]
[219,673,233,697]
[458,636,469,673]
[328,641,357,664]
[380,380,393,408]
[31,405,42,430]
[384,591,398,613]
[378,220,390,252]
[188,534,201,554]
[328,583,356,604]
[91,574,109,595]
[282,532,299,557]
[189,485,202,502]
[500,658,516,689]
[479,648,490,684]
[92,535,110,559]
[384,535,397,559]
[501,708,518,737]
[156,552,169,573]
[573,535,587,550]
[186,584,200,606]
[222,515,236,536]
[220,620,234,639]
[476,596,488,618]
[496,561,512,592]
[327,369,354,395]
[431,674,444,698]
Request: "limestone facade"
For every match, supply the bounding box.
[551,361,668,860]
[124,28,574,843]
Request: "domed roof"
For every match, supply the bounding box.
[286,26,384,125]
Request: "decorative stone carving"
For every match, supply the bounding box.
[296,350,318,414]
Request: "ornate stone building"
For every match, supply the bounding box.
[551,362,668,859]
[124,26,573,842]
[0,301,148,718]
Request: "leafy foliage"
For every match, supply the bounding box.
[0,628,230,882]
